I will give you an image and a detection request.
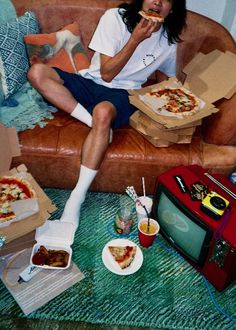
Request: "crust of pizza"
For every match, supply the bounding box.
[108,246,137,269]
[0,176,36,224]
[139,10,164,22]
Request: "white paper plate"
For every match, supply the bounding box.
[102,238,143,275]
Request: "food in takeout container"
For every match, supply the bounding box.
[30,220,75,270]
[0,174,39,227]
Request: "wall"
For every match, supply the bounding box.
[186,0,236,40]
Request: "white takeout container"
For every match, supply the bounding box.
[30,220,75,270]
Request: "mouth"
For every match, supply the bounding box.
[148,8,161,15]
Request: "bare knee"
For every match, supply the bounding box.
[27,63,45,87]
[93,102,116,130]
[27,63,61,90]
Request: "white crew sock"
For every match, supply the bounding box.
[60,165,98,231]
[71,103,92,127]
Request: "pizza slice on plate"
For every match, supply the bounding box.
[0,176,36,224]
[108,245,137,269]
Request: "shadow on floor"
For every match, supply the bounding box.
[1,317,166,330]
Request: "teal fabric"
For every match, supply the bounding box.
[0,0,17,24]
[0,0,17,104]
[0,11,39,99]
[0,3,56,130]
[0,78,3,105]
[0,189,235,329]
[0,81,57,131]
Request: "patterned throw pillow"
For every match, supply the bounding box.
[24,22,90,73]
[0,11,39,99]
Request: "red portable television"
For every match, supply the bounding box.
[153,165,236,291]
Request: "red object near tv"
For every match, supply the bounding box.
[153,165,236,291]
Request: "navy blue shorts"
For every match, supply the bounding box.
[54,68,136,129]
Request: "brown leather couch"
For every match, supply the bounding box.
[12,0,236,195]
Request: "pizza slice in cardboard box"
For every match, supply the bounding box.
[129,50,236,130]
[0,123,56,255]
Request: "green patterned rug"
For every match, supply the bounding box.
[0,189,236,330]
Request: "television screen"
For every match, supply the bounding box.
[156,189,212,265]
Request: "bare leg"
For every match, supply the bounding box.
[82,101,116,169]
[28,63,77,113]
[28,63,112,136]
[60,101,116,230]
[28,64,116,230]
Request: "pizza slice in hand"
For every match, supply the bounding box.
[139,9,164,22]
[108,246,137,269]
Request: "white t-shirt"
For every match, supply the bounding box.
[79,8,177,90]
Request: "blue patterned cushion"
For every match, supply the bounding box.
[0,11,39,99]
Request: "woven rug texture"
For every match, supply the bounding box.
[0,189,236,330]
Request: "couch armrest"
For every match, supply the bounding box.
[202,93,236,146]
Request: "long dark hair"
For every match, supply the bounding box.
[118,0,187,44]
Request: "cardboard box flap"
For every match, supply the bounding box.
[183,50,236,103]
[0,124,21,172]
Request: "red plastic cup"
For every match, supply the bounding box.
[138,218,160,248]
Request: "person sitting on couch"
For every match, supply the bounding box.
[28,0,187,232]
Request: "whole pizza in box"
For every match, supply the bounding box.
[140,84,205,119]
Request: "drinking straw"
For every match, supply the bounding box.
[142,177,146,197]
[125,186,150,232]
[141,179,150,232]
[125,186,141,205]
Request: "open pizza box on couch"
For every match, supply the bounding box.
[0,123,56,256]
[129,50,236,147]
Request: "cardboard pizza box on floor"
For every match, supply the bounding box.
[0,123,57,254]
[129,50,236,129]
[130,111,192,147]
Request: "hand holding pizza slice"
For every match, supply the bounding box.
[139,9,164,23]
